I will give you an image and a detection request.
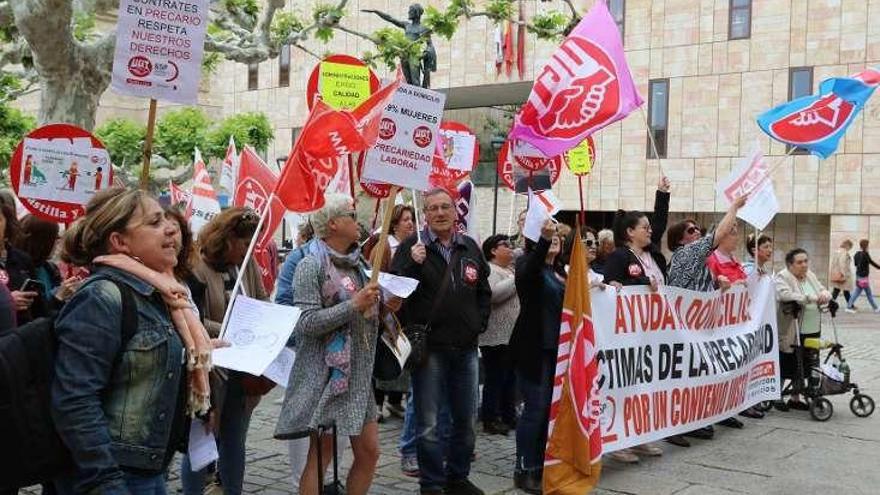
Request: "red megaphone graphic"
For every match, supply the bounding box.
[769,94,855,145]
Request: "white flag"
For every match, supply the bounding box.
[219,136,238,194]
[190,148,221,238]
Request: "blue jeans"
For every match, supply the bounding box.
[848,283,878,310]
[412,347,478,491]
[56,472,166,495]
[400,386,452,458]
[480,345,517,424]
[515,351,556,473]
[180,372,254,495]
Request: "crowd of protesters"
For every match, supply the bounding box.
[0,180,877,495]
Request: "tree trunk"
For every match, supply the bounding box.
[39,78,107,130]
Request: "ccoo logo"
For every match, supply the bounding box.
[768,94,856,145]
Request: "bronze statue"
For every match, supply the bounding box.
[362,3,437,88]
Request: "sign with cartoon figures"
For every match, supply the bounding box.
[10,124,113,223]
[438,121,479,172]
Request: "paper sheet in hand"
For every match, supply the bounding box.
[263,347,296,387]
[381,330,412,370]
[523,188,552,242]
[213,295,300,376]
[716,147,779,230]
[188,420,218,471]
[364,270,420,298]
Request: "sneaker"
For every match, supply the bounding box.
[845,307,857,314]
[387,403,406,419]
[444,478,485,495]
[630,442,663,456]
[607,449,639,463]
[401,455,419,477]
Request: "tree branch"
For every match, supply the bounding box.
[334,25,375,43]
[561,0,580,21]
[10,0,76,80]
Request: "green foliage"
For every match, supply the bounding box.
[94,118,146,169]
[423,6,459,40]
[0,105,36,175]
[485,0,515,22]
[72,11,97,42]
[271,11,305,44]
[201,52,223,76]
[206,112,273,159]
[312,3,344,42]
[222,0,259,18]
[154,108,211,166]
[528,11,569,41]
[368,28,425,70]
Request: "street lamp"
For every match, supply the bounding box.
[490,135,506,235]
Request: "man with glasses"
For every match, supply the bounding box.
[391,188,491,495]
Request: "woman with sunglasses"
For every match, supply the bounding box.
[181,207,269,495]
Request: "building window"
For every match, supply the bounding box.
[279,44,290,87]
[609,0,625,40]
[247,63,259,91]
[728,0,751,40]
[787,67,813,154]
[647,79,669,159]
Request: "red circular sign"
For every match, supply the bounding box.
[128,56,152,77]
[498,139,553,172]
[356,153,391,199]
[496,142,562,193]
[412,126,432,148]
[10,123,113,224]
[429,121,477,190]
[306,54,380,110]
[379,118,396,140]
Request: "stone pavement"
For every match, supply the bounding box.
[26,311,879,494]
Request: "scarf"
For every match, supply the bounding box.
[313,239,366,396]
[95,254,213,417]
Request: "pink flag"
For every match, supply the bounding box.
[509,0,643,158]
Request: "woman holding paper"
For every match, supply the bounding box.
[275,194,391,495]
[52,188,212,495]
[182,207,269,495]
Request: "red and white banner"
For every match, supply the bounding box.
[190,148,221,237]
[219,136,238,194]
[168,180,192,211]
[590,278,780,452]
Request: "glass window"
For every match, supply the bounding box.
[279,45,290,87]
[647,79,669,159]
[787,67,813,154]
[609,0,625,40]
[247,63,259,91]
[729,0,752,40]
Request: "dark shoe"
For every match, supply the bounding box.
[739,407,765,419]
[513,471,543,494]
[773,400,790,412]
[719,417,744,429]
[684,426,714,440]
[483,420,510,436]
[787,399,810,411]
[665,435,691,447]
[445,478,485,495]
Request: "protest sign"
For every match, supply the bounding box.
[10,124,113,223]
[497,145,562,193]
[357,153,392,198]
[590,278,780,452]
[111,0,208,104]
[716,147,780,230]
[566,136,596,176]
[213,295,300,376]
[307,55,380,110]
[438,121,479,172]
[361,83,446,191]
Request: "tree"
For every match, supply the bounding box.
[206,112,273,159]
[0,103,36,181]
[0,0,573,130]
[153,107,212,166]
[94,117,146,169]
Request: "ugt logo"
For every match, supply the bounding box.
[518,36,621,140]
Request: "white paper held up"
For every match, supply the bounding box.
[364,270,420,298]
[523,188,552,242]
[263,347,296,387]
[213,295,300,376]
[188,420,219,472]
[716,146,780,230]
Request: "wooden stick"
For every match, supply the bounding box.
[140,98,158,190]
[370,197,381,230]
[578,175,585,228]
[411,189,423,244]
[369,185,401,284]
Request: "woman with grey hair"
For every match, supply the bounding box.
[274,194,395,495]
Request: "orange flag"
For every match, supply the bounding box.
[544,225,602,494]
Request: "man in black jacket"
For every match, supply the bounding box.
[391,188,491,495]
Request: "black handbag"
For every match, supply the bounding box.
[373,312,411,380]
[402,251,457,370]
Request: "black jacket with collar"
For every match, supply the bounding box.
[390,230,492,349]
[603,190,670,286]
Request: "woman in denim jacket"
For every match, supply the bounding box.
[52,189,194,495]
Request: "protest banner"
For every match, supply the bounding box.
[307,55,380,110]
[10,124,113,223]
[566,136,596,176]
[189,149,220,237]
[361,83,446,192]
[438,121,479,172]
[716,147,780,230]
[357,153,392,199]
[590,278,780,452]
[111,0,208,104]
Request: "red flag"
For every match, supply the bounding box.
[504,20,514,77]
[190,148,221,236]
[517,1,526,79]
[275,73,402,212]
[168,180,192,214]
[235,147,286,292]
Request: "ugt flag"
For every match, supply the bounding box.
[190,148,221,238]
[509,0,643,158]
[757,67,880,159]
[544,226,602,494]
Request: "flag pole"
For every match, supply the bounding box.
[139,98,158,190]
[369,186,402,283]
[640,106,667,178]
[577,175,586,228]
[218,195,273,338]
[347,154,358,207]
[506,189,516,235]
[411,189,423,245]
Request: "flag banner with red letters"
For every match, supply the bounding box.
[590,277,780,452]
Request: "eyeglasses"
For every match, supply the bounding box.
[336,211,357,220]
[426,203,454,213]
[584,239,595,247]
